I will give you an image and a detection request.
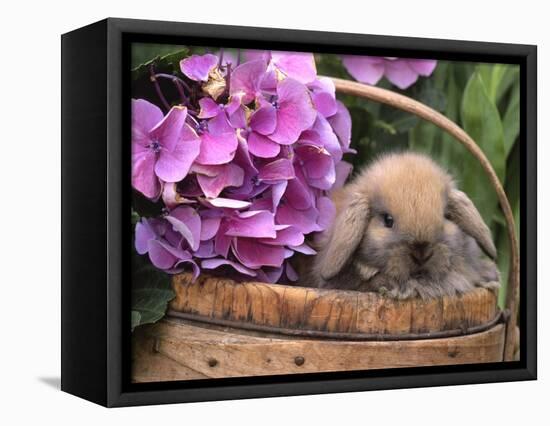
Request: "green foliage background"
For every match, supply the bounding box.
[130,45,520,329]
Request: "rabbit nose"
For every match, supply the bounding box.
[410,241,433,265]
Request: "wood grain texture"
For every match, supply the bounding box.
[170,273,498,336]
[132,318,505,382]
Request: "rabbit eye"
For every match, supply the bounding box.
[382,213,394,228]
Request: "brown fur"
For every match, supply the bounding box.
[307,152,500,300]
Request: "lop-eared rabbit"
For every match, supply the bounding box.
[309,152,500,300]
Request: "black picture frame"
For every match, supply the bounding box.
[61,17,537,407]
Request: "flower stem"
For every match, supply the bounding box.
[186,113,200,128]
[149,65,170,111]
[154,73,192,93]
[225,63,232,94]
[173,79,189,105]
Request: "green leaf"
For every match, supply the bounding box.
[131,311,142,331]
[477,64,507,104]
[460,71,506,226]
[131,253,175,331]
[131,209,141,225]
[131,47,190,81]
[495,66,520,105]
[131,43,189,69]
[502,81,520,156]
[438,68,465,176]
[410,119,437,155]
[373,119,397,135]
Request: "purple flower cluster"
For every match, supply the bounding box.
[341,56,437,90]
[132,51,354,283]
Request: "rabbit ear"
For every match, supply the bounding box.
[320,193,370,281]
[447,189,497,260]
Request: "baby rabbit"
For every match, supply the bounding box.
[310,152,500,299]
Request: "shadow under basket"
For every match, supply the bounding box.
[131,78,520,383]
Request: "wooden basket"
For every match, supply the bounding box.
[132,78,520,383]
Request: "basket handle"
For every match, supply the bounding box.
[331,77,520,361]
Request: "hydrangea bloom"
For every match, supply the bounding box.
[132,51,354,283]
[132,101,200,199]
[341,56,437,90]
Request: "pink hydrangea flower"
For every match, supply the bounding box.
[132,100,200,199]
[341,56,437,89]
[133,50,355,283]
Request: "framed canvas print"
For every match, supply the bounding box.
[61,18,537,407]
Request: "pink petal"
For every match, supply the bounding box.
[232,238,285,269]
[135,220,156,254]
[214,222,231,257]
[205,112,232,135]
[311,114,342,162]
[218,50,238,68]
[166,206,201,251]
[309,165,336,190]
[290,243,317,255]
[308,77,335,97]
[191,163,218,177]
[316,196,336,231]
[296,145,333,179]
[312,91,337,117]
[269,78,317,145]
[147,239,177,270]
[384,60,419,89]
[196,163,244,198]
[285,168,313,210]
[341,55,385,85]
[194,240,216,258]
[250,198,273,212]
[308,77,338,117]
[271,51,317,84]
[250,103,277,135]
[154,124,200,182]
[149,105,188,152]
[225,93,243,115]
[256,266,283,284]
[285,262,299,281]
[276,203,321,234]
[195,131,238,165]
[132,150,160,199]
[260,225,304,246]
[200,216,222,241]
[260,69,278,92]
[171,255,200,279]
[333,161,353,191]
[198,98,222,119]
[243,50,271,63]
[271,181,287,210]
[201,258,258,276]
[161,185,195,208]
[225,210,276,238]
[248,132,281,158]
[180,53,219,82]
[228,106,247,129]
[230,59,267,104]
[407,59,437,76]
[328,101,352,150]
[205,197,251,209]
[132,99,163,142]
[284,249,295,259]
[258,158,295,183]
